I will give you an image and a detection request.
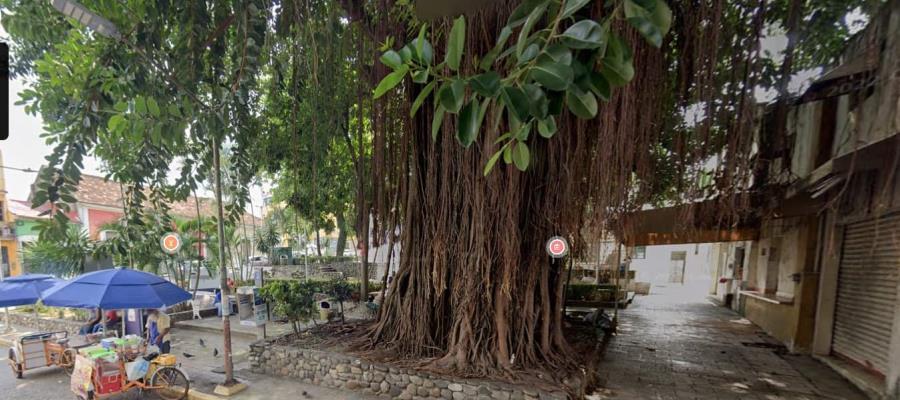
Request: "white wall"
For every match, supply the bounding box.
[628,244,715,287]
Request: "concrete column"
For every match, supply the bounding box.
[811,212,842,356]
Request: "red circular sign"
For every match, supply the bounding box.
[546,236,569,258]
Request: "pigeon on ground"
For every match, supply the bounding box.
[182,353,194,358]
[213,348,219,357]
[198,338,206,347]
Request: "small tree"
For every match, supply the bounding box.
[327,279,354,324]
[259,280,318,333]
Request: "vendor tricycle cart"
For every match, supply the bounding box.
[7,330,78,378]
[72,351,189,400]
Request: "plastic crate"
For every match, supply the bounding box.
[96,373,122,394]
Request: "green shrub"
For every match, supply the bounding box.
[259,280,320,333]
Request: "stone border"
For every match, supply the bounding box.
[250,335,576,400]
[4,312,84,336]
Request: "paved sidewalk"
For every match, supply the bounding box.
[592,286,867,400]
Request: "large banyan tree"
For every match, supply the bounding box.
[346,0,868,376]
[2,0,871,383]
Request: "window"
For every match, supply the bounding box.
[0,204,4,221]
[633,246,646,259]
[99,230,118,241]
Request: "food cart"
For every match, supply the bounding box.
[71,339,189,400]
[7,330,77,378]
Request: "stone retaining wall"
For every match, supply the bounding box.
[5,312,84,336]
[250,336,574,400]
[266,262,380,280]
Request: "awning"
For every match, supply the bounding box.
[621,199,760,246]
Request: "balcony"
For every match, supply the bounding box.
[0,223,16,240]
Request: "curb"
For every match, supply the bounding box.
[175,323,259,341]
[188,388,224,400]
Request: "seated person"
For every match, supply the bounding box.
[104,310,121,332]
[79,308,101,335]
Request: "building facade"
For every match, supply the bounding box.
[0,150,22,277]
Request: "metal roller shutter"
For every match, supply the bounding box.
[832,211,900,376]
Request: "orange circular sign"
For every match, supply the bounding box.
[160,232,183,254]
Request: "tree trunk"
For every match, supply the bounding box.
[336,211,348,257]
[192,189,203,300]
[315,228,322,257]
[212,140,235,385]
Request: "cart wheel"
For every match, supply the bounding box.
[7,349,22,379]
[149,366,190,400]
[60,348,77,376]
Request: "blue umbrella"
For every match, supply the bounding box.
[0,274,62,307]
[41,268,191,309]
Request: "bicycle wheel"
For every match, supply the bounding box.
[60,348,77,376]
[149,366,190,400]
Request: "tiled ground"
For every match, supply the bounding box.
[593,285,868,400]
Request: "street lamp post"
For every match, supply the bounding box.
[49,0,120,39]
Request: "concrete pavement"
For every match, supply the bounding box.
[592,285,868,400]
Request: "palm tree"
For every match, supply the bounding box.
[23,225,94,278]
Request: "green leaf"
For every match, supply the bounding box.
[457,98,480,147]
[625,0,663,48]
[516,2,548,59]
[518,43,540,65]
[484,148,505,176]
[399,46,413,63]
[412,69,429,83]
[561,20,606,49]
[566,87,598,119]
[589,72,611,101]
[651,1,673,37]
[373,65,409,98]
[508,0,548,28]
[560,0,591,19]
[410,81,437,117]
[514,120,532,141]
[410,38,434,65]
[439,80,466,113]
[602,35,635,86]
[470,72,501,97]
[480,26,514,71]
[446,16,466,71]
[503,145,514,164]
[113,101,128,112]
[545,44,573,65]
[500,86,530,122]
[538,116,557,138]
[167,104,181,117]
[108,114,125,132]
[531,56,574,91]
[147,98,160,117]
[380,50,403,70]
[134,97,147,115]
[416,23,427,59]
[513,141,530,171]
[432,105,445,140]
[523,84,549,118]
